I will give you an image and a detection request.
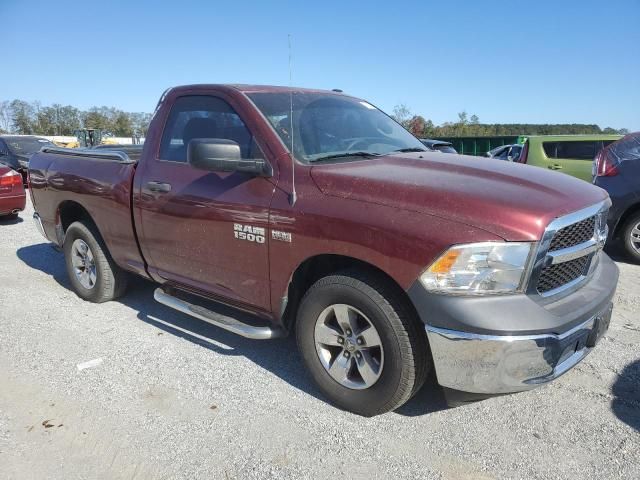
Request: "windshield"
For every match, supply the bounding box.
[510,145,522,161]
[247,92,426,163]
[5,137,53,155]
[435,145,457,154]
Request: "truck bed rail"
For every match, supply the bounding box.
[40,147,136,164]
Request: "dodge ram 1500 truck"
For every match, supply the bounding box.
[29,84,618,416]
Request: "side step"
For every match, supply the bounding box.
[153,288,285,340]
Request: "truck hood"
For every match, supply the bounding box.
[310,152,608,241]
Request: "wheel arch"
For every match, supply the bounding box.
[613,202,640,238]
[56,200,102,245]
[280,253,419,332]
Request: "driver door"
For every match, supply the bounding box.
[135,95,276,312]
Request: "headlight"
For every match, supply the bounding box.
[420,242,533,294]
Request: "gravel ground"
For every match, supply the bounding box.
[1,197,639,480]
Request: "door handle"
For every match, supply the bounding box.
[548,164,563,170]
[147,181,172,193]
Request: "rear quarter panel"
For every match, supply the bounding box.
[29,151,147,277]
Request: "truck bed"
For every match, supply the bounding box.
[29,147,148,277]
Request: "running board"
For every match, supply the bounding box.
[153,288,285,340]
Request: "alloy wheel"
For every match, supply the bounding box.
[71,239,97,289]
[314,304,384,389]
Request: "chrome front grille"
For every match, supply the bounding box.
[537,256,590,294]
[549,216,596,252]
[530,201,609,297]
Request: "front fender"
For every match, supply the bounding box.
[268,190,503,320]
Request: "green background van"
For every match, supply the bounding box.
[518,135,622,182]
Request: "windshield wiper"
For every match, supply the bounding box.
[391,147,427,153]
[309,151,381,163]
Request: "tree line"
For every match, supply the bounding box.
[391,104,629,138]
[0,98,629,139]
[0,99,152,137]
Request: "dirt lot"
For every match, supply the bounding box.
[1,197,639,480]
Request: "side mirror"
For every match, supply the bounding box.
[187,138,270,176]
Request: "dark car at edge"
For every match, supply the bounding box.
[0,135,55,183]
[593,132,640,262]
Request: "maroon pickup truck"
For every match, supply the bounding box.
[29,85,618,416]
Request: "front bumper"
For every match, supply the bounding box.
[409,253,618,394]
[426,304,611,394]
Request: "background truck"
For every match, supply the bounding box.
[29,84,618,416]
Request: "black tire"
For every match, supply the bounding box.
[63,221,128,302]
[296,270,430,416]
[621,212,640,263]
[1,213,18,221]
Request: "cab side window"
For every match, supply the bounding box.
[158,95,263,162]
[543,141,597,160]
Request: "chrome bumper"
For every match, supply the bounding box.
[33,213,49,241]
[425,304,612,394]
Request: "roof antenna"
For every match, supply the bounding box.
[288,33,297,206]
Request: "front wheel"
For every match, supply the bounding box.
[296,270,429,416]
[63,221,128,303]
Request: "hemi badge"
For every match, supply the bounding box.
[272,230,292,243]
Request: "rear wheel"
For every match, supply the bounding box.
[296,270,429,416]
[0,213,18,221]
[63,221,128,302]
[621,212,640,263]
